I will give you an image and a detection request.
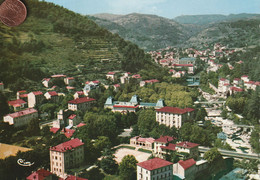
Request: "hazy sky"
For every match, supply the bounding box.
[44,0,260,19]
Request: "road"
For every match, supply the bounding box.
[199,146,260,160]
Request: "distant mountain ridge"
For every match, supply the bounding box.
[91,13,260,50]
[174,13,260,25]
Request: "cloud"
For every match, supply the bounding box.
[104,0,166,14]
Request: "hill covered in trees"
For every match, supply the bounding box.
[0,0,159,92]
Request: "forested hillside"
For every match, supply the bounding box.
[0,0,155,92]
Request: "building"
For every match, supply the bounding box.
[176,142,199,159]
[8,99,27,111]
[104,95,165,113]
[140,79,159,87]
[173,159,196,180]
[28,91,44,108]
[130,136,155,150]
[73,91,85,99]
[153,136,176,155]
[172,64,194,74]
[64,77,75,85]
[42,78,51,88]
[44,91,59,102]
[50,138,84,178]
[3,108,38,127]
[67,114,79,127]
[156,107,195,128]
[68,97,96,111]
[241,75,249,83]
[179,57,196,65]
[106,72,116,81]
[137,158,173,180]
[26,169,55,180]
[83,81,100,95]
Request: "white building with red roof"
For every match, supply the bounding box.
[3,108,38,127]
[156,106,195,128]
[137,157,173,180]
[28,91,44,108]
[241,75,249,83]
[68,97,95,111]
[106,72,116,81]
[130,136,155,150]
[50,138,84,178]
[173,159,196,180]
[154,136,176,155]
[8,99,27,111]
[73,91,85,99]
[26,169,54,180]
[176,141,200,159]
[44,91,59,102]
[42,78,51,88]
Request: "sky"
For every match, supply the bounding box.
[44,0,260,19]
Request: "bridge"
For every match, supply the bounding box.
[199,146,260,160]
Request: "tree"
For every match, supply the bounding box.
[164,151,180,163]
[100,149,118,174]
[204,147,222,163]
[0,92,9,119]
[119,155,138,180]
[137,110,157,137]
[26,118,40,136]
[195,108,207,122]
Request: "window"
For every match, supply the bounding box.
[146,171,148,174]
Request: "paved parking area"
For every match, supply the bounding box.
[114,148,151,163]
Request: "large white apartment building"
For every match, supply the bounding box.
[50,138,84,178]
[156,106,195,128]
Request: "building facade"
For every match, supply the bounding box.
[137,158,173,180]
[173,159,196,180]
[68,97,96,111]
[50,138,84,178]
[3,108,38,127]
[156,107,195,128]
[28,91,44,108]
[130,136,155,150]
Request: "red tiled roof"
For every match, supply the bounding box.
[220,78,226,81]
[107,72,115,75]
[50,127,60,134]
[51,74,66,78]
[92,80,100,84]
[8,99,26,106]
[137,158,173,171]
[160,143,176,151]
[68,114,76,120]
[254,81,260,86]
[113,105,139,109]
[155,136,175,143]
[20,94,28,98]
[68,97,95,104]
[0,83,3,85]
[233,78,241,81]
[62,129,76,138]
[224,83,230,86]
[67,77,74,80]
[42,78,51,82]
[47,91,58,96]
[241,75,248,77]
[132,74,142,79]
[18,90,26,93]
[245,81,255,84]
[61,175,88,180]
[176,141,199,149]
[178,159,196,170]
[114,84,120,87]
[50,138,83,152]
[6,108,37,118]
[75,91,84,95]
[66,86,75,90]
[132,136,155,143]
[145,79,159,83]
[26,169,53,180]
[77,123,86,128]
[156,106,194,115]
[230,87,244,92]
[31,91,43,95]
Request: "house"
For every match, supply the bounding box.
[73,91,85,99]
[51,74,66,78]
[172,71,186,78]
[113,84,121,91]
[0,82,4,91]
[50,138,84,178]
[16,90,27,100]
[68,97,96,111]
[3,108,38,127]
[172,64,194,74]
[8,99,27,111]
[42,78,51,88]
[83,81,100,95]
[176,142,199,159]
[244,81,255,90]
[229,86,244,95]
[64,77,75,85]
[130,136,155,150]
[173,159,196,180]
[28,91,44,108]
[137,158,173,180]
[233,78,241,85]
[44,91,59,102]
[132,74,142,79]
[67,114,79,127]
[106,72,116,81]
[241,75,249,83]
[140,79,159,87]
[153,136,176,155]
[156,107,195,128]
[120,72,131,84]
